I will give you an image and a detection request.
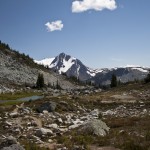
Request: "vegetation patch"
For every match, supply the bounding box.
[0,91,42,100]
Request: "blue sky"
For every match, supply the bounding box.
[0,0,150,68]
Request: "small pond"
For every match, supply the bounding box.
[0,95,44,103]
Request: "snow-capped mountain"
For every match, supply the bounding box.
[34,57,55,68]
[35,53,149,85]
[35,53,102,81]
[89,67,149,85]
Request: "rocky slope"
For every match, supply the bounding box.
[0,44,77,92]
[0,82,150,149]
[35,53,149,85]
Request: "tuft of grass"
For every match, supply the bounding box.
[22,141,48,150]
[122,140,145,150]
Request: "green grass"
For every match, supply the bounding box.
[0,91,42,100]
[0,100,23,106]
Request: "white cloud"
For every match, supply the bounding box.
[45,20,64,32]
[72,0,117,13]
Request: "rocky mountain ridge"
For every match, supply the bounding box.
[35,53,149,85]
[0,44,77,92]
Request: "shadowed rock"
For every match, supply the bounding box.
[36,101,57,113]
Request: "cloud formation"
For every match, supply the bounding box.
[72,0,117,13]
[45,20,64,32]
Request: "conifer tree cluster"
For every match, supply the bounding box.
[110,74,117,88]
[36,73,44,89]
[145,71,150,83]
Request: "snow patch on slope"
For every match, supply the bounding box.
[132,68,148,73]
[87,68,104,77]
[58,55,76,74]
[34,58,55,67]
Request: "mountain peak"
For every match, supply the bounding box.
[34,53,149,85]
[59,52,66,56]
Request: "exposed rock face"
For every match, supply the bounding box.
[80,119,110,136]
[0,48,77,91]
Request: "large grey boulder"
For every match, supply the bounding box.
[0,136,18,147]
[80,119,110,136]
[1,144,25,150]
[36,101,56,113]
[0,136,25,150]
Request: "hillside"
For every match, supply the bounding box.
[0,42,77,92]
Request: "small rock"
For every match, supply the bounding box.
[58,128,68,132]
[69,124,81,130]
[48,139,53,143]
[43,110,49,114]
[9,112,18,118]
[5,121,12,126]
[90,109,99,117]
[58,118,63,123]
[49,124,59,129]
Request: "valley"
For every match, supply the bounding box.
[0,42,150,150]
[0,82,150,150]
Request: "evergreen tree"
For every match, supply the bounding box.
[56,80,61,89]
[110,74,117,88]
[145,71,150,83]
[36,73,44,89]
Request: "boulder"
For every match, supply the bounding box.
[90,109,99,117]
[48,123,59,129]
[69,124,81,130]
[0,136,25,150]
[79,119,110,136]
[36,102,56,113]
[36,128,53,137]
[9,112,18,118]
[1,144,25,150]
[5,136,18,145]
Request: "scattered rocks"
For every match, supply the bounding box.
[102,105,150,117]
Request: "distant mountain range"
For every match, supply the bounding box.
[35,53,149,85]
